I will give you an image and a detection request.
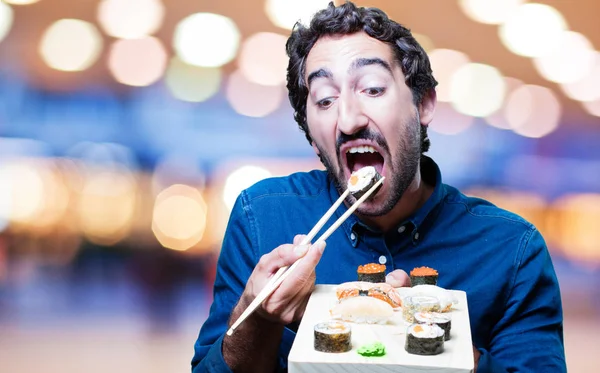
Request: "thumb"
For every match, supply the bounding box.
[295,241,325,272]
[386,269,411,287]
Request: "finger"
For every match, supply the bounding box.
[277,241,325,293]
[263,272,315,323]
[386,269,411,287]
[293,234,308,245]
[258,243,310,275]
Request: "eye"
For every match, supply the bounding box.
[364,87,385,97]
[317,97,335,109]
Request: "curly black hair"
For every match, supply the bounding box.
[286,1,437,154]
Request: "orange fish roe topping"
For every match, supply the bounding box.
[410,266,438,276]
[358,263,386,274]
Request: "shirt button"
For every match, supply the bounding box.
[350,232,356,241]
[378,255,387,265]
[414,232,420,240]
[397,226,406,233]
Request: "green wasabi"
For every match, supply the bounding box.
[357,341,386,357]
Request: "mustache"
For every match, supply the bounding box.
[336,128,389,155]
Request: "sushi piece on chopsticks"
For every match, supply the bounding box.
[348,166,382,199]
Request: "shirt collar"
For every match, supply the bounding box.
[327,156,446,245]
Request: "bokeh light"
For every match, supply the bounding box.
[3,0,40,4]
[238,32,288,86]
[560,53,600,102]
[76,167,137,246]
[108,37,167,87]
[428,49,470,102]
[505,84,561,138]
[173,13,240,67]
[152,184,207,252]
[485,77,523,130]
[39,19,103,72]
[553,194,600,264]
[226,70,284,117]
[97,0,164,39]
[499,3,567,58]
[265,0,330,30]
[450,63,506,117]
[459,0,524,25]
[533,31,596,84]
[0,161,45,225]
[0,2,14,44]
[429,101,475,135]
[165,57,222,103]
[0,159,70,231]
[582,99,600,117]
[223,165,272,210]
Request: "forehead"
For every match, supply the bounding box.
[305,32,396,76]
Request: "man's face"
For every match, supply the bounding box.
[304,32,433,216]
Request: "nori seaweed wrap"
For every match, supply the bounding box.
[405,323,445,355]
[415,311,452,341]
[314,321,352,353]
[357,263,386,283]
[410,266,439,286]
[348,166,382,199]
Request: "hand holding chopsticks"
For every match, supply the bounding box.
[226,175,385,336]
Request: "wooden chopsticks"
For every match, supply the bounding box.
[226,176,385,336]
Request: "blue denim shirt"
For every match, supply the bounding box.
[192,157,566,372]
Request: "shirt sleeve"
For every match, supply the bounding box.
[191,191,259,372]
[476,227,566,372]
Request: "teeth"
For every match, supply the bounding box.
[347,146,376,154]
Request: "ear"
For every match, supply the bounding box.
[418,89,437,127]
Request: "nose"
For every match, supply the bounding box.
[337,92,369,136]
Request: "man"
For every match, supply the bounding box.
[192,2,566,372]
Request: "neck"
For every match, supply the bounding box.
[356,163,434,233]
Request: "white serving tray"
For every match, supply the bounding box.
[288,285,474,373]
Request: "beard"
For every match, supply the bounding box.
[315,116,422,217]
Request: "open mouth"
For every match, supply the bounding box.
[343,144,385,178]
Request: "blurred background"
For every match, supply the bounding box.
[0,0,598,371]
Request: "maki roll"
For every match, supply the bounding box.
[314,321,352,353]
[408,284,458,312]
[348,166,382,199]
[402,295,441,324]
[414,311,452,341]
[410,266,439,286]
[357,263,386,283]
[405,323,445,355]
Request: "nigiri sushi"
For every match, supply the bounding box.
[336,281,402,308]
[330,296,394,324]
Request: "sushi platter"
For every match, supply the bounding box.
[288,284,474,373]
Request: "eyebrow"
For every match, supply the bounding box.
[306,57,393,88]
[350,57,393,75]
[307,68,332,87]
